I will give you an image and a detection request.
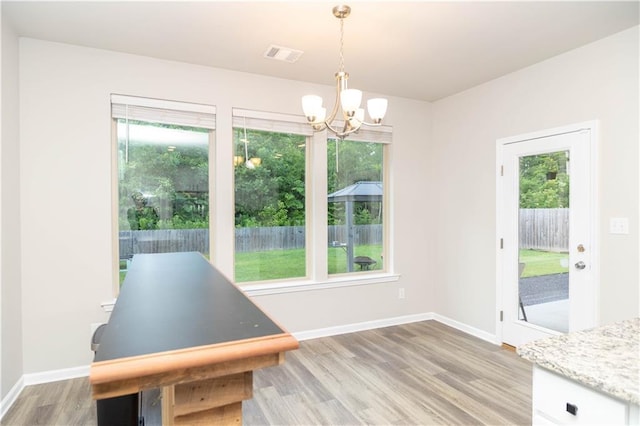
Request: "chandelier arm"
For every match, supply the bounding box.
[324,121,361,140]
[323,121,344,136]
[358,120,383,127]
[324,76,343,125]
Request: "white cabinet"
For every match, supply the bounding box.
[532,366,639,425]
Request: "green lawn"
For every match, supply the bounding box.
[120,246,555,284]
[235,244,383,282]
[519,249,569,277]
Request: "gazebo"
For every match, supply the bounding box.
[328,181,382,272]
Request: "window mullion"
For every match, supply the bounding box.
[308,131,329,282]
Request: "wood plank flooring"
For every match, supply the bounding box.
[2,320,532,425]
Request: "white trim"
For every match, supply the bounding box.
[0,376,24,420]
[111,94,216,115]
[231,108,392,142]
[233,107,309,126]
[293,312,434,341]
[241,273,400,297]
[495,120,600,345]
[497,121,595,145]
[23,365,89,386]
[431,313,500,345]
[293,312,499,344]
[495,138,505,343]
[111,95,216,129]
[232,107,314,136]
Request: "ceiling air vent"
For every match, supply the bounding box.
[264,45,303,63]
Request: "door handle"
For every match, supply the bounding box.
[575,261,586,270]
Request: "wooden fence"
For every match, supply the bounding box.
[119,210,566,258]
[519,208,569,252]
[119,229,210,259]
[119,224,383,258]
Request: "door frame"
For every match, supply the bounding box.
[495,121,599,344]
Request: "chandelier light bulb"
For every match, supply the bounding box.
[367,98,388,123]
[302,95,323,122]
[340,89,362,116]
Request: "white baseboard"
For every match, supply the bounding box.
[1,366,89,421]
[23,365,89,386]
[0,376,24,420]
[293,312,434,341]
[431,313,500,345]
[293,312,499,345]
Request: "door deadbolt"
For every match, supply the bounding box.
[575,261,586,270]
[577,244,585,253]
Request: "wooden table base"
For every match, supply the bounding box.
[162,372,252,425]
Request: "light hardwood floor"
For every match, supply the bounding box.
[2,321,532,425]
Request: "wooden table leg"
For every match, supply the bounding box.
[162,372,253,425]
[161,386,175,426]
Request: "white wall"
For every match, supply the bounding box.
[430,26,639,334]
[18,39,433,374]
[1,11,23,400]
[13,25,639,379]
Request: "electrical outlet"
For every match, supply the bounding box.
[398,288,405,299]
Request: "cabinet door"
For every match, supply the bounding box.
[533,367,628,425]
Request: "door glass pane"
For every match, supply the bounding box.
[327,139,384,275]
[117,120,210,286]
[518,151,570,332]
[234,128,306,282]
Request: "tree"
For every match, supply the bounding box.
[234,129,306,227]
[118,120,209,230]
[519,152,569,208]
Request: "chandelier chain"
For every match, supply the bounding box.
[339,16,345,72]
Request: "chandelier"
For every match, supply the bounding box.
[234,118,261,169]
[301,5,388,140]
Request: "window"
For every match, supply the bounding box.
[233,109,391,286]
[328,138,385,275]
[112,95,215,286]
[111,101,392,292]
[232,109,311,283]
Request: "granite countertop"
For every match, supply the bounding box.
[517,317,640,405]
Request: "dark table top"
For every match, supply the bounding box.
[94,252,286,362]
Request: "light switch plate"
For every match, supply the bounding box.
[610,217,629,234]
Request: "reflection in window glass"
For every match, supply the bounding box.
[234,128,307,282]
[328,139,384,274]
[117,120,209,283]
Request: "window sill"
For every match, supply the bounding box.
[239,272,401,297]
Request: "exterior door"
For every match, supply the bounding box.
[498,122,597,347]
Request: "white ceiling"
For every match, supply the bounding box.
[3,1,639,102]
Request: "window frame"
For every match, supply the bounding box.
[234,110,397,296]
[111,94,216,295]
[110,98,396,297]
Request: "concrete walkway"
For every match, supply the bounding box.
[519,273,568,306]
[518,273,569,333]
